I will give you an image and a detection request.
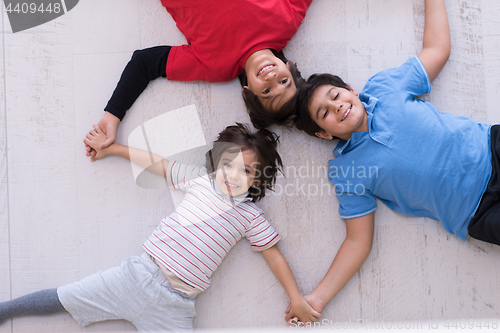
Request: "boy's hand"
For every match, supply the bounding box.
[83,125,111,162]
[85,112,120,158]
[286,292,324,314]
[284,295,321,326]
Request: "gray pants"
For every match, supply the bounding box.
[58,253,196,332]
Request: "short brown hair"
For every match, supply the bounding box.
[295,73,350,138]
[205,123,283,202]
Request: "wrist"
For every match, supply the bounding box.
[103,111,120,124]
[308,290,327,312]
[103,142,119,155]
[289,294,305,307]
[285,284,304,303]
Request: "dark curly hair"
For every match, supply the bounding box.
[294,73,350,138]
[205,123,283,202]
[239,50,304,129]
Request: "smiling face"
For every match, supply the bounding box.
[244,49,297,112]
[215,149,260,197]
[308,85,369,141]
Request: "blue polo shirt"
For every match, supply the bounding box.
[328,56,492,240]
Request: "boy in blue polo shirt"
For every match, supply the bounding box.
[287,0,499,320]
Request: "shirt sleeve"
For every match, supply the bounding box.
[165,45,208,82]
[329,170,378,219]
[245,211,281,251]
[364,56,431,98]
[166,45,227,82]
[105,46,171,120]
[167,161,207,192]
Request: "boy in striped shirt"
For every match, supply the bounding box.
[0,123,319,331]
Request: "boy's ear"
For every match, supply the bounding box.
[315,131,334,140]
[347,85,359,96]
[243,85,249,90]
[286,62,290,70]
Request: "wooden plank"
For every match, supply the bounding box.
[3,5,79,333]
[0,4,13,333]
[1,0,9,244]
[5,12,80,290]
[482,1,500,124]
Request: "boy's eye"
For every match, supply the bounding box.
[280,78,288,84]
[323,109,329,119]
[242,169,250,174]
[333,93,339,100]
[224,163,231,168]
[263,88,270,94]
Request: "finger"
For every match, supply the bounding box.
[285,304,291,314]
[91,150,96,157]
[86,133,94,141]
[89,129,97,136]
[85,144,91,152]
[86,151,91,157]
[93,124,102,134]
[99,137,113,150]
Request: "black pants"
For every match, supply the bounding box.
[468,125,500,245]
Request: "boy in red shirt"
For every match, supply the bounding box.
[86,0,313,159]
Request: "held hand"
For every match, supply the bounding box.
[85,112,120,157]
[83,125,111,162]
[284,296,321,326]
[285,293,324,326]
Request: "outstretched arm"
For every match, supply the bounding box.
[84,125,169,177]
[418,0,450,82]
[292,213,374,314]
[86,46,172,157]
[261,245,321,324]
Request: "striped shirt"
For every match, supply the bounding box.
[143,161,281,292]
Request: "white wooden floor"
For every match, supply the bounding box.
[1,0,500,332]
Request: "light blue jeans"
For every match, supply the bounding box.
[58,253,196,332]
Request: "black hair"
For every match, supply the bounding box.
[294,73,350,138]
[205,123,283,202]
[239,50,304,129]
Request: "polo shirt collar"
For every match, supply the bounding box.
[211,177,252,205]
[332,95,391,158]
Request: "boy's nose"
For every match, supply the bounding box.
[264,71,276,81]
[335,103,343,113]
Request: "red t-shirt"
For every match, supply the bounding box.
[161,0,312,82]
